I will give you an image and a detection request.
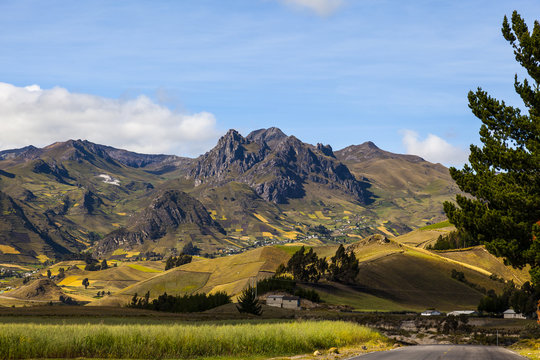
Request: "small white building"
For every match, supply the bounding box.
[503,309,526,319]
[447,310,478,317]
[266,294,300,310]
[421,310,442,316]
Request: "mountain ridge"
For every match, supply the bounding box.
[0,127,459,262]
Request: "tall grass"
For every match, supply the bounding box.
[0,320,386,359]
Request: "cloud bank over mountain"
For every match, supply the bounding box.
[402,130,469,167]
[0,82,220,156]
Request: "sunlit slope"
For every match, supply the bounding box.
[392,222,530,284]
[335,142,460,233]
[94,246,292,306]
[436,247,530,285]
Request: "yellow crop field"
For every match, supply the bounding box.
[116,212,127,216]
[283,231,299,240]
[58,276,81,286]
[127,264,162,273]
[344,210,352,214]
[262,232,274,238]
[308,214,317,219]
[112,249,128,256]
[253,213,269,223]
[0,245,20,254]
[235,228,243,232]
[221,238,241,247]
[126,251,140,258]
[36,254,50,263]
[0,263,29,270]
[315,211,330,220]
[111,223,121,227]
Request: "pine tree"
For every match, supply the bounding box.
[236,286,262,315]
[443,11,540,285]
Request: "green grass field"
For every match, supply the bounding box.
[0,320,388,359]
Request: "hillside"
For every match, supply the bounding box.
[1,225,528,312]
[0,128,461,262]
[335,142,460,232]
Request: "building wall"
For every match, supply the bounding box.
[282,299,300,310]
[266,297,283,308]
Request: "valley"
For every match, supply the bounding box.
[0,127,531,314]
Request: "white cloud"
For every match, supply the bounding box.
[0,82,220,157]
[279,0,344,16]
[401,130,469,167]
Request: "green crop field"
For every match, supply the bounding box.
[0,320,388,359]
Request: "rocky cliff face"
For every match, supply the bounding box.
[189,128,371,204]
[189,129,269,182]
[94,190,224,256]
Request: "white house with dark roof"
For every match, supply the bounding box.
[503,309,526,319]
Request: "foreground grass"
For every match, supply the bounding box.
[0,320,388,359]
[511,339,540,360]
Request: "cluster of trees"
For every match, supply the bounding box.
[84,258,114,271]
[96,291,111,297]
[427,231,477,251]
[277,245,359,284]
[256,277,321,303]
[127,291,231,313]
[165,254,192,271]
[46,267,66,280]
[478,281,539,317]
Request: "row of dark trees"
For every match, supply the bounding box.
[276,244,359,284]
[478,281,540,317]
[427,231,478,251]
[127,291,231,313]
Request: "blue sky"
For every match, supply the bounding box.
[0,0,538,165]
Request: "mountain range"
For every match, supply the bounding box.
[0,127,460,263]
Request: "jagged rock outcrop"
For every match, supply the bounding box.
[246,127,288,149]
[189,129,269,182]
[94,190,224,256]
[189,128,371,204]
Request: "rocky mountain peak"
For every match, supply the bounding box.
[247,127,288,149]
[317,143,336,158]
[335,141,425,163]
[0,145,41,161]
[189,129,268,182]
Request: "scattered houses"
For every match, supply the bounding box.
[421,310,442,316]
[266,294,301,310]
[503,309,526,319]
[447,310,478,317]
